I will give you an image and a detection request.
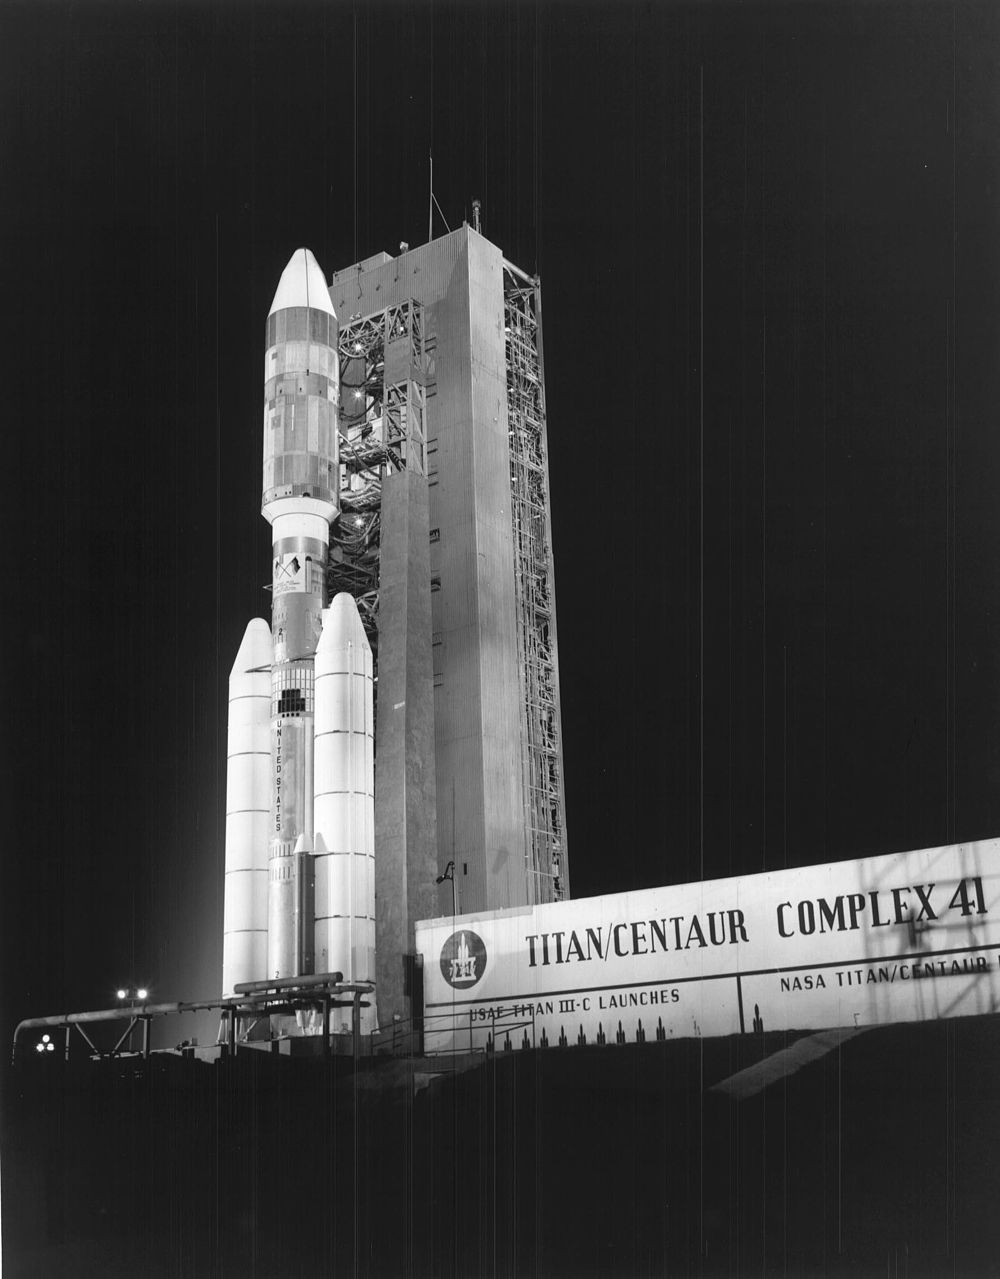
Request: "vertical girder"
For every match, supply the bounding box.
[504,273,568,902]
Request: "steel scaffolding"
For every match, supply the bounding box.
[329,301,428,659]
[504,267,568,902]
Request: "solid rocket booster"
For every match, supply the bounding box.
[222,619,273,997]
[262,248,340,981]
[222,247,378,1022]
[314,593,376,999]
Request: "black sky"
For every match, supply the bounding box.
[3,0,999,1047]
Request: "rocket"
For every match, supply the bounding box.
[221,248,376,1030]
[314,594,375,1002]
[222,617,272,995]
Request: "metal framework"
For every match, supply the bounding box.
[503,266,568,903]
[11,974,375,1065]
[329,301,428,657]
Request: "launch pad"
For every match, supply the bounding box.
[13,228,999,1277]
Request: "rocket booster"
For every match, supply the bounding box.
[222,619,272,999]
[222,248,377,1022]
[314,593,375,989]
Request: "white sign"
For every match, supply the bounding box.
[416,839,1000,1054]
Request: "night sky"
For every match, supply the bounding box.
[3,0,999,1050]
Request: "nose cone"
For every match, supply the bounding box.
[268,247,336,318]
[317,592,371,655]
[230,618,273,676]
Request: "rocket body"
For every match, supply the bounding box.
[314,593,376,1020]
[222,620,273,997]
[222,248,377,1024]
[262,247,340,980]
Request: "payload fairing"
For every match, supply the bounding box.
[222,249,376,1027]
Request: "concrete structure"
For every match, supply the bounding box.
[328,226,569,1026]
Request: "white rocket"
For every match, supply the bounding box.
[221,248,376,1031]
[314,594,376,1009]
[222,618,272,996]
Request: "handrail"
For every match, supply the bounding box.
[371,1005,538,1058]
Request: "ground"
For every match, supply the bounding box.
[3,1014,1000,1277]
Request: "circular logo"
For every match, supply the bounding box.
[440,930,487,989]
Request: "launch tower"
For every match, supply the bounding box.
[328,225,569,1022]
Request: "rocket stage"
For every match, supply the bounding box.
[4,1011,1000,1278]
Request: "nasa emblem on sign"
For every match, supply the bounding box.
[440,930,487,989]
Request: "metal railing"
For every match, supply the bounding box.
[372,1006,537,1058]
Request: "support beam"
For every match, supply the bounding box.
[374,468,439,1028]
